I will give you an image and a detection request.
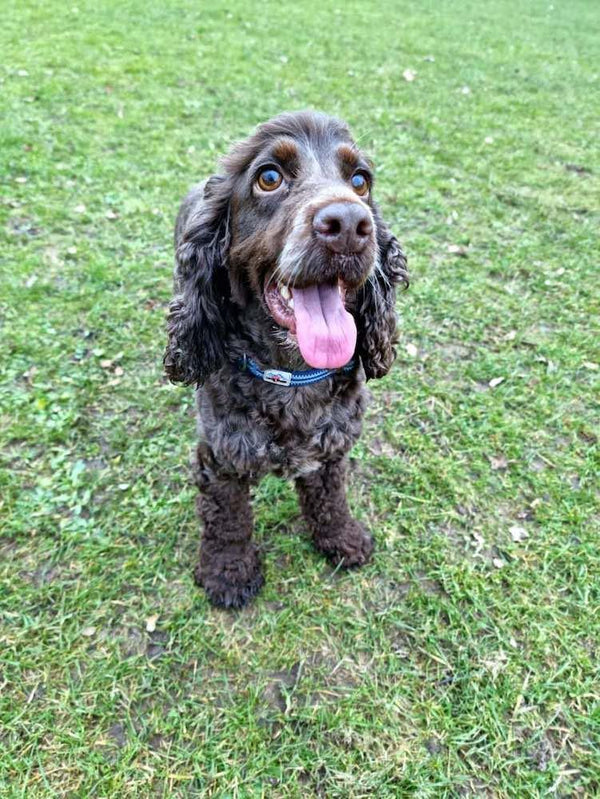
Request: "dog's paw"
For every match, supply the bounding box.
[314,520,374,569]
[194,547,264,609]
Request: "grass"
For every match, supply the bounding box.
[1,0,599,795]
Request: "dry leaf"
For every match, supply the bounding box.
[82,626,96,637]
[489,377,505,388]
[509,525,529,542]
[146,615,159,633]
[504,330,517,341]
[105,209,119,220]
[15,176,28,184]
[405,343,418,358]
[447,244,468,256]
[583,362,598,371]
[403,69,416,82]
[113,366,124,377]
[100,359,113,369]
[483,650,508,677]
[490,455,508,471]
[492,557,505,569]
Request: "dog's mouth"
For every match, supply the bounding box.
[264,280,356,369]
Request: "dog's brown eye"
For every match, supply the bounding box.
[351,172,369,196]
[257,168,283,192]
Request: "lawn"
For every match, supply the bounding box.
[1,0,599,796]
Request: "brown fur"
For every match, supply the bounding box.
[164,111,408,608]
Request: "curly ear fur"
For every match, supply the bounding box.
[164,176,234,385]
[355,213,409,380]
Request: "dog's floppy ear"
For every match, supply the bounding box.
[164,176,235,385]
[355,210,408,380]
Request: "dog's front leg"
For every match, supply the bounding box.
[194,477,264,608]
[296,457,374,568]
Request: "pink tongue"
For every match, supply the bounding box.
[291,284,357,369]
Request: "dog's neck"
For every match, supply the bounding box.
[228,300,311,371]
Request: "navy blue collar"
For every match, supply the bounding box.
[238,355,355,387]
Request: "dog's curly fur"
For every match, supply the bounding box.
[165,111,407,608]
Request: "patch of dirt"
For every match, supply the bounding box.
[107,722,127,749]
[7,216,41,237]
[146,630,169,660]
[262,663,301,712]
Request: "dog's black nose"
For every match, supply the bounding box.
[313,202,373,254]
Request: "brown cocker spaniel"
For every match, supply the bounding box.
[164,111,408,608]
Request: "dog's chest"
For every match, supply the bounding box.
[197,378,366,479]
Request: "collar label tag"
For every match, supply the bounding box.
[263,369,293,386]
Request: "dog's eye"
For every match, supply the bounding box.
[351,172,369,196]
[256,168,283,192]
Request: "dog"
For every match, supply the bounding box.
[164,111,408,608]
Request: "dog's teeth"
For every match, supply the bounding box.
[280,285,291,301]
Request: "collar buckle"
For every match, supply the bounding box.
[263,368,293,386]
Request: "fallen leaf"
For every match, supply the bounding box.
[510,525,529,542]
[15,176,28,184]
[490,455,508,471]
[113,366,124,377]
[145,615,159,633]
[583,361,598,371]
[405,342,418,358]
[403,69,417,82]
[504,330,517,341]
[489,377,505,388]
[483,650,508,677]
[105,209,119,220]
[82,626,96,637]
[100,359,113,369]
[447,244,468,256]
[492,557,505,569]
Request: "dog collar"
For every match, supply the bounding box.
[238,355,355,387]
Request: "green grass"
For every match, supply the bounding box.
[1,0,599,795]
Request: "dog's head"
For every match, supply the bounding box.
[165,111,408,384]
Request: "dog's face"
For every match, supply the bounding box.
[165,112,408,385]
[224,114,379,369]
